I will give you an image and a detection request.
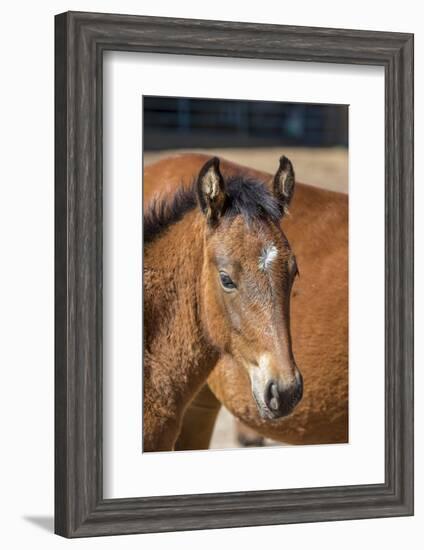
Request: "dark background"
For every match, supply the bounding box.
[143,96,348,151]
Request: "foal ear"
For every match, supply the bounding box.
[272,156,295,214]
[196,157,227,224]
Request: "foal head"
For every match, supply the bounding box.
[197,157,303,420]
[197,157,303,419]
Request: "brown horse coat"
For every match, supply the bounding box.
[144,154,348,448]
[143,204,219,451]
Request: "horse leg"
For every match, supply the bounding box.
[235,419,265,447]
[174,384,221,451]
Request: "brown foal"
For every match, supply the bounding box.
[143,156,302,451]
[144,154,348,449]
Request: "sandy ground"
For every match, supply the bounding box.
[209,407,241,450]
[145,146,348,449]
[144,146,348,194]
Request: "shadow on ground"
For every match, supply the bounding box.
[23,515,54,533]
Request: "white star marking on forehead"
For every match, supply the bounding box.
[258,244,278,272]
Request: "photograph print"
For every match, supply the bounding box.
[142,96,348,453]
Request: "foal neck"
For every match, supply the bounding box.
[144,210,218,409]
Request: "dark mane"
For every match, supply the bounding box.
[144,176,282,244]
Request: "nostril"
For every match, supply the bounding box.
[265,380,280,411]
[270,383,280,410]
[264,374,303,415]
[271,383,279,398]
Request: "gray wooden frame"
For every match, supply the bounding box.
[55,11,414,538]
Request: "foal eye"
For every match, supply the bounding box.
[219,271,237,291]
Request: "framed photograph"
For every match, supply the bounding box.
[55,11,414,537]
